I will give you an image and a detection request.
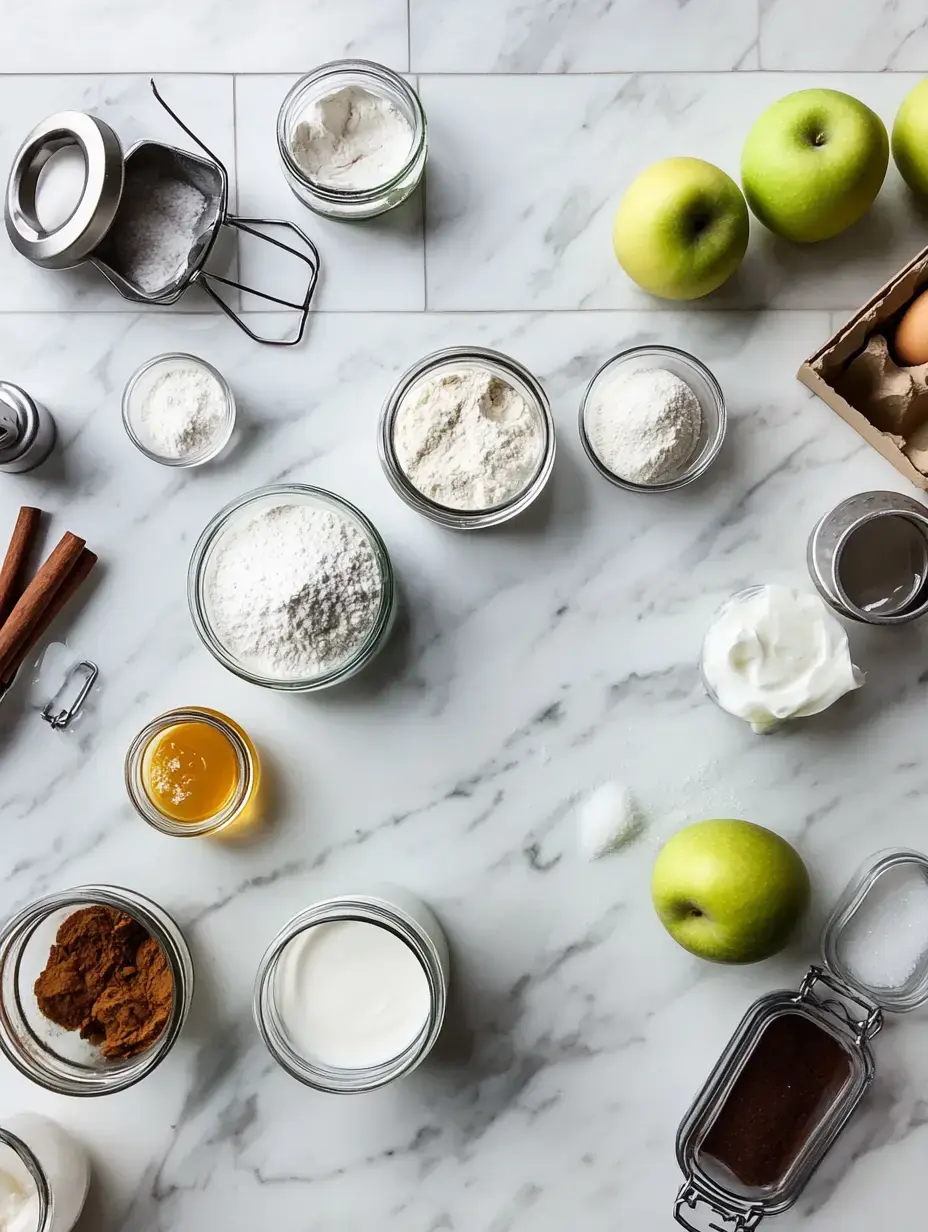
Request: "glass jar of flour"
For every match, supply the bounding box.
[0,1114,90,1232]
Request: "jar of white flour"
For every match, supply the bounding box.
[254,886,449,1093]
[188,484,396,690]
[379,346,556,529]
[277,60,427,220]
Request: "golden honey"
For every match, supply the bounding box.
[143,719,239,823]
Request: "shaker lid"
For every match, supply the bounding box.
[4,111,124,270]
[822,847,928,1013]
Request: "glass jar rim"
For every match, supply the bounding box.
[378,345,556,529]
[121,352,235,469]
[0,1127,51,1231]
[254,897,447,1093]
[277,60,427,202]
[187,483,396,691]
[0,885,193,1096]
[578,343,726,493]
[125,707,256,837]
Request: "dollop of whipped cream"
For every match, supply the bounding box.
[701,584,864,733]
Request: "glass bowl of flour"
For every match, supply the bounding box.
[277,60,427,220]
[122,353,235,467]
[379,346,556,529]
[579,345,726,493]
[188,484,396,691]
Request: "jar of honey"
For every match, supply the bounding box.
[125,707,260,838]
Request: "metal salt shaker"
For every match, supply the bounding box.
[807,490,928,625]
[0,382,56,474]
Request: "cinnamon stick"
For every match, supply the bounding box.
[1,548,97,687]
[0,507,41,625]
[0,532,86,679]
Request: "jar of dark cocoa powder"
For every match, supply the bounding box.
[674,848,928,1231]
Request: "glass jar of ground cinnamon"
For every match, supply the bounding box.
[673,848,928,1231]
[0,885,193,1096]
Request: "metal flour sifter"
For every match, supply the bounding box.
[4,81,320,346]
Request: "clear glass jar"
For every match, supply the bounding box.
[187,484,397,691]
[125,706,261,838]
[254,886,450,1093]
[277,60,427,220]
[121,353,236,468]
[578,344,726,492]
[674,849,928,1230]
[0,886,194,1096]
[0,1114,90,1232]
[378,346,556,530]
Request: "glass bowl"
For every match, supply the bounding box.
[579,344,726,492]
[254,887,449,1093]
[187,484,396,691]
[0,886,193,1096]
[378,346,556,530]
[122,352,235,468]
[277,60,427,220]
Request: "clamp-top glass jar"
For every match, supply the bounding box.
[674,848,928,1230]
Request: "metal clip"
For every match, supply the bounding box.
[41,660,98,731]
[797,966,883,1044]
[674,1178,763,1232]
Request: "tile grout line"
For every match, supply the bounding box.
[756,0,764,72]
[0,68,921,77]
[406,0,413,72]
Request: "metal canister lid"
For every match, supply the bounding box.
[5,111,124,270]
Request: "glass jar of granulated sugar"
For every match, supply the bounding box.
[0,1114,89,1232]
[277,61,427,219]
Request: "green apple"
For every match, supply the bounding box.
[613,157,749,300]
[651,819,810,964]
[741,89,888,242]
[893,78,928,196]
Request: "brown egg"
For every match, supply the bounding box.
[894,288,928,366]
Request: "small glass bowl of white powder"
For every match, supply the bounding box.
[379,346,556,529]
[277,60,427,220]
[579,345,726,493]
[122,353,235,467]
[188,484,396,691]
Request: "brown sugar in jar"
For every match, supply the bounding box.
[701,1012,852,1190]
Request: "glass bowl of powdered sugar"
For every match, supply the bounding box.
[122,353,235,467]
[188,484,396,691]
[579,344,726,493]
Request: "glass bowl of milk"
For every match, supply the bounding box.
[254,887,449,1093]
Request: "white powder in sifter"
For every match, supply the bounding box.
[393,368,543,511]
[586,367,702,485]
[208,503,383,679]
[138,365,227,460]
[290,86,414,190]
[106,169,210,294]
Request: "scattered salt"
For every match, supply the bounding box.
[836,864,928,990]
[577,782,644,861]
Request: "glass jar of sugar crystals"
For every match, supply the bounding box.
[674,848,928,1231]
[277,61,427,220]
[254,886,450,1093]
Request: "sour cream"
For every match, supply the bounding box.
[701,584,863,733]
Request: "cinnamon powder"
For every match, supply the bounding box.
[34,905,173,1059]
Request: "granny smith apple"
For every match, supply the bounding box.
[741,89,888,242]
[613,157,749,300]
[893,78,928,196]
[651,819,810,964]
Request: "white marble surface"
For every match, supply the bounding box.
[2,7,928,1231]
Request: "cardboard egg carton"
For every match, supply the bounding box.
[798,245,928,490]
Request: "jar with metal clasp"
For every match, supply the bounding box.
[674,848,928,1231]
[4,81,320,346]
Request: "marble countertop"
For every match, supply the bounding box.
[4,4,928,1229]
